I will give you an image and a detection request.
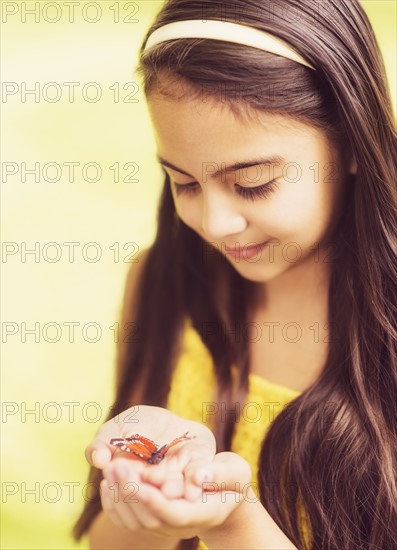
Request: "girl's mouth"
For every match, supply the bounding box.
[224,240,270,260]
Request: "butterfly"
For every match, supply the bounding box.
[109,431,196,464]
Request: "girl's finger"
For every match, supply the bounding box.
[183,457,213,501]
[140,462,169,486]
[140,442,212,498]
[195,452,253,497]
[141,460,185,498]
[181,443,218,501]
[85,442,113,469]
[100,479,125,529]
[133,483,236,531]
[113,461,163,531]
[158,470,185,499]
[158,441,215,501]
[214,452,252,487]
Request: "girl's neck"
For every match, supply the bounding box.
[254,251,331,321]
[247,252,332,393]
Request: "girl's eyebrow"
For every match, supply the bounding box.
[156,154,285,178]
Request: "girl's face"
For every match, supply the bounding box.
[147,90,354,283]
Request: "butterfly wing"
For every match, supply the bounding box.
[109,432,196,464]
[109,434,157,461]
[155,431,196,461]
[129,434,158,453]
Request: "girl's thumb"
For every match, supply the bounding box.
[186,451,253,501]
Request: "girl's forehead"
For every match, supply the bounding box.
[147,93,334,168]
[148,93,321,141]
[148,90,293,126]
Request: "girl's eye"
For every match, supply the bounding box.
[172,180,279,201]
[236,180,279,201]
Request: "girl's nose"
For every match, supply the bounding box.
[200,188,247,241]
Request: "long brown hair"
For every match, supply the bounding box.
[73,1,397,548]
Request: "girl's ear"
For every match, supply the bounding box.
[349,154,358,175]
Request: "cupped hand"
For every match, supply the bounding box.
[84,404,253,539]
[85,404,216,472]
[100,449,253,540]
[85,404,219,502]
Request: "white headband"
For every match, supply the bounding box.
[143,19,315,71]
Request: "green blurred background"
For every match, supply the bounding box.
[1,1,395,548]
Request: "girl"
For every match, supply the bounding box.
[73,0,397,548]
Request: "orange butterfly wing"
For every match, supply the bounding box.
[156,432,196,460]
[109,432,196,463]
[128,435,158,453]
[109,434,158,461]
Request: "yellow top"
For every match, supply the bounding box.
[166,317,312,549]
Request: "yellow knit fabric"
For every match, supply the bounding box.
[166,317,312,549]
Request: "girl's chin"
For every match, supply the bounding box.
[231,260,287,283]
